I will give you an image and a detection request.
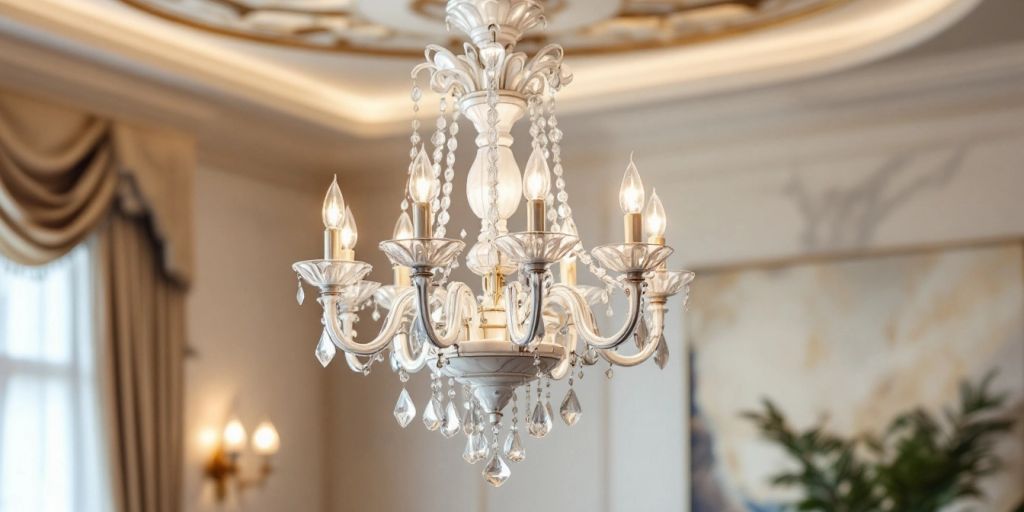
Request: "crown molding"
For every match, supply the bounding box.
[0,0,979,138]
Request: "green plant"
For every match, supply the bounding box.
[742,372,1017,512]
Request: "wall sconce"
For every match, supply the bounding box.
[203,418,280,502]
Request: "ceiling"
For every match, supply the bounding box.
[116,0,852,57]
[0,0,980,137]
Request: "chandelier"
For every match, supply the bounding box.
[292,0,693,487]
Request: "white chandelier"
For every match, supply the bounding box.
[293,0,693,487]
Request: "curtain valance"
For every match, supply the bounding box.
[0,90,194,284]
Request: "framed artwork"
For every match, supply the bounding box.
[687,242,1024,511]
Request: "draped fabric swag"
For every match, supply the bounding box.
[0,90,194,512]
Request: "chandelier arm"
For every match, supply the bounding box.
[321,289,415,357]
[412,274,475,349]
[549,276,644,350]
[344,353,370,373]
[599,303,666,367]
[392,333,430,372]
[504,269,546,346]
[548,329,577,380]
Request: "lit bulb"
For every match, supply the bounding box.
[408,147,438,204]
[618,153,645,214]
[645,188,667,239]
[223,419,247,454]
[322,175,345,229]
[393,212,413,240]
[522,147,551,201]
[340,206,357,250]
[252,421,280,456]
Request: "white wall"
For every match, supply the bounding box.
[183,167,327,512]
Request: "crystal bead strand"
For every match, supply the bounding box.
[405,80,423,213]
[436,95,461,284]
[484,57,500,241]
[295,274,305,305]
[544,96,620,291]
[430,97,446,219]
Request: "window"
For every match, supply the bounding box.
[0,243,111,512]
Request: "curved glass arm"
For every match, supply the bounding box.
[412,275,477,349]
[392,333,430,372]
[322,287,415,356]
[504,270,546,347]
[599,303,665,367]
[548,277,644,350]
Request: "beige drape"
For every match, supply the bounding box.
[0,91,194,283]
[0,89,193,512]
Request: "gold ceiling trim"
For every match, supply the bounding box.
[118,0,853,59]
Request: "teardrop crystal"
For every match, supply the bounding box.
[314,330,335,367]
[463,430,487,464]
[560,388,582,426]
[393,388,416,428]
[654,335,670,369]
[422,397,442,431]
[462,402,478,436]
[528,400,552,438]
[503,429,526,463]
[296,282,305,305]
[634,314,649,349]
[440,400,461,438]
[482,453,511,487]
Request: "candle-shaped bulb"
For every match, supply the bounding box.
[252,421,280,456]
[223,418,247,454]
[561,218,579,260]
[408,147,438,204]
[340,206,357,250]
[618,153,645,214]
[645,188,667,239]
[523,147,551,201]
[322,175,345,229]
[393,212,413,240]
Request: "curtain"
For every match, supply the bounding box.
[0,89,193,512]
[96,212,184,512]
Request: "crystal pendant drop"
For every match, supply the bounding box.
[440,400,461,438]
[314,330,335,367]
[482,452,511,487]
[422,397,442,431]
[463,430,487,464]
[462,403,478,436]
[296,281,305,305]
[528,400,552,438]
[503,429,525,463]
[393,388,416,428]
[634,314,649,349]
[560,388,582,426]
[654,335,670,369]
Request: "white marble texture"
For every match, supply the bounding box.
[687,243,1024,510]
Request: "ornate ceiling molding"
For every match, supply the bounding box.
[0,0,983,138]
[117,0,853,57]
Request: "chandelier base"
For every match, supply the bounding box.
[441,341,564,422]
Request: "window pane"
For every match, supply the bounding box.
[0,245,111,512]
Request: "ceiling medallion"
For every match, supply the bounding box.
[121,0,848,57]
[292,0,694,486]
